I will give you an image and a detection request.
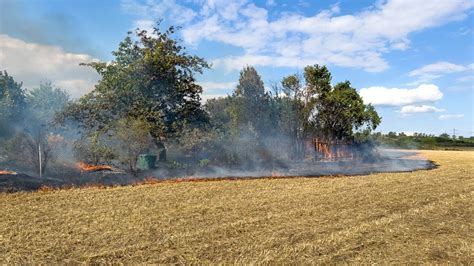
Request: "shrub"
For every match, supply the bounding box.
[73,133,116,165]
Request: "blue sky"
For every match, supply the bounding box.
[0,0,473,136]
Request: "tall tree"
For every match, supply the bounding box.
[58,24,209,161]
[280,74,305,158]
[230,66,270,138]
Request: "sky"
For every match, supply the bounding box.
[0,0,473,136]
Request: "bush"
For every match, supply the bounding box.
[1,130,65,174]
[73,133,116,165]
[113,117,153,172]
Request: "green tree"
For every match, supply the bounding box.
[0,71,26,138]
[280,74,305,158]
[300,65,334,140]
[205,96,233,131]
[229,66,270,138]
[304,64,332,99]
[317,81,381,140]
[58,23,209,161]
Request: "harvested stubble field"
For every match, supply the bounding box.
[1,150,473,263]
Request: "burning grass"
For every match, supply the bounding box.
[0,170,17,175]
[0,150,473,263]
[76,162,113,172]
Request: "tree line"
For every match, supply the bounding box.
[364,132,474,150]
[1,23,381,174]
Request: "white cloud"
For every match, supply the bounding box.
[360,84,443,106]
[0,34,99,98]
[133,19,156,33]
[400,105,445,114]
[124,0,474,72]
[408,61,472,84]
[409,61,467,77]
[198,81,236,102]
[200,93,230,102]
[439,114,464,120]
[198,81,237,91]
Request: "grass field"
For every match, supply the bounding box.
[1,150,473,263]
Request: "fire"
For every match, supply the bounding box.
[313,138,354,161]
[0,170,17,175]
[76,162,112,172]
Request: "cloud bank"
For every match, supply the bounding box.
[408,61,474,84]
[439,114,464,120]
[359,84,443,106]
[0,35,99,98]
[123,0,473,72]
[400,105,445,114]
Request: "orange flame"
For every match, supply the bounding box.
[313,138,353,161]
[0,170,17,175]
[76,162,112,172]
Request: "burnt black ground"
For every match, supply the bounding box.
[0,149,435,192]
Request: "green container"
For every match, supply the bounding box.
[137,154,157,170]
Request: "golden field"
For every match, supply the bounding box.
[0,150,473,263]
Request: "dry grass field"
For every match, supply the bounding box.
[1,150,473,263]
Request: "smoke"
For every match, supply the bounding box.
[0,70,436,193]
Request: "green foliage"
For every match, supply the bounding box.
[373,132,474,149]
[73,133,116,165]
[0,71,26,138]
[205,97,233,130]
[304,64,332,97]
[316,81,381,139]
[27,81,70,125]
[0,77,69,174]
[228,66,272,139]
[58,23,210,161]
[201,64,382,165]
[114,117,153,172]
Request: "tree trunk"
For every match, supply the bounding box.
[156,140,167,162]
[150,131,167,162]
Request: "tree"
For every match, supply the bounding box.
[23,82,70,175]
[0,71,26,138]
[229,66,270,138]
[1,79,68,175]
[280,74,305,158]
[438,133,450,139]
[304,64,332,100]
[317,81,380,140]
[205,96,232,131]
[302,65,381,141]
[27,81,70,125]
[58,23,209,162]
